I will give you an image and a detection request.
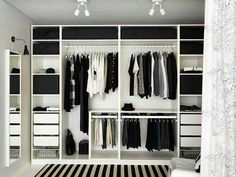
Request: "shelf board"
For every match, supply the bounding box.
[180,73,202,75]
[10,111,20,114]
[180,111,202,114]
[89,108,118,113]
[33,39,59,42]
[120,151,175,161]
[180,94,202,97]
[33,111,60,114]
[180,54,204,57]
[10,94,20,96]
[33,94,59,96]
[32,55,60,57]
[180,39,204,41]
[62,153,89,160]
[91,150,118,159]
[10,73,20,75]
[120,39,177,42]
[62,39,118,42]
[120,108,177,113]
[33,73,60,75]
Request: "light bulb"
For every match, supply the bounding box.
[85,9,90,16]
[74,9,80,16]
[149,8,155,16]
[159,8,166,15]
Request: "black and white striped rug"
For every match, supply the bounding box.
[35,164,169,177]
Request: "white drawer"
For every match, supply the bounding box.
[10,125,21,135]
[34,114,59,124]
[181,137,201,147]
[10,114,21,124]
[10,136,21,146]
[181,126,201,136]
[181,114,202,124]
[34,136,59,147]
[34,125,59,135]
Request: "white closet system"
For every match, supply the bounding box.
[31,25,204,165]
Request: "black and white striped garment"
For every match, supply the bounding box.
[35,164,169,177]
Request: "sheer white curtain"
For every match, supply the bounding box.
[201,0,236,177]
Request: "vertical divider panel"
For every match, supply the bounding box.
[59,25,62,159]
[118,25,121,160]
[177,25,181,157]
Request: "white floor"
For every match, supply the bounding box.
[12,164,44,177]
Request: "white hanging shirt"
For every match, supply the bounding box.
[133,55,139,96]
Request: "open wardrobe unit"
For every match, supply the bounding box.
[31,25,204,165]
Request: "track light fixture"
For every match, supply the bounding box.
[149,0,166,16]
[74,0,90,17]
[11,36,29,55]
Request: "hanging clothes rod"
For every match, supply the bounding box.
[121,45,175,48]
[91,115,118,119]
[64,45,118,48]
[121,116,177,119]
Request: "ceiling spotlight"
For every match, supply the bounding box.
[159,8,166,15]
[74,9,80,16]
[149,0,166,16]
[149,8,155,16]
[74,0,90,17]
[85,9,90,16]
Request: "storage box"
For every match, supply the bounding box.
[79,140,88,154]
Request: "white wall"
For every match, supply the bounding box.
[0,1,32,177]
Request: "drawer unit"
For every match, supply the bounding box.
[34,114,59,124]
[10,136,21,146]
[34,136,59,147]
[181,137,201,147]
[181,114,202,125]
[10,114,21,124]
[34,125,59,135]
[10,125,21,135]
[181,126,201,136]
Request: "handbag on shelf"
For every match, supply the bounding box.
[66,129,76,155]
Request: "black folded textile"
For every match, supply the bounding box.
[46,68,55,73]
[11,68,20,73]
[33,106,48,111]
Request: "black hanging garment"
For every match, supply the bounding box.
[74,54,81,105]
[126,119,141,149]
[80,56,89,134]
[143,52,152,99]
[66,129,76,155]
[64,59,71,112]
[122,119,128,146]
[167,53,177,100]
[102,119,107,149]
[128,55,135,96]
[145,119,158,152]
[105,53,118,93]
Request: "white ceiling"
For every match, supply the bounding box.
[6,0,205,25]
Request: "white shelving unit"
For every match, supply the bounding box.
[31,24,204,164]
[5,50,22,167]
[179,25,204,159]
